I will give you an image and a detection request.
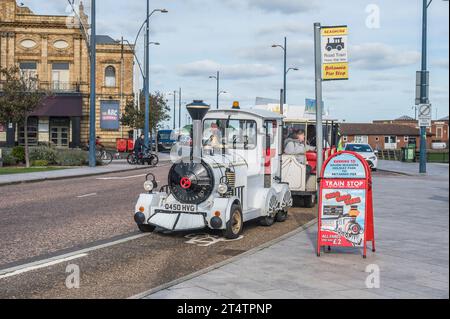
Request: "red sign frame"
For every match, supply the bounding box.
[317,151,376,258]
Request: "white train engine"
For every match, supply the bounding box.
[134,101,292,239]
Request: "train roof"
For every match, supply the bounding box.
[206,108,284,120]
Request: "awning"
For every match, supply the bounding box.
[31,96,82,117]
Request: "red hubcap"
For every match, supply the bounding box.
[180,177,192,189]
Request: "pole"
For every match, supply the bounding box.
[280,89,284,115]
[144,0,150,148]
[419,0,428,174]
[173,90,177,129]
[89,0,96,167]
[216,71,220,109]
[314,23,324,180]
[283,37,287,105]
[179,88,182,128]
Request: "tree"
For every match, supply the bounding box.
[121,91,171,144]
[0,67,49,168]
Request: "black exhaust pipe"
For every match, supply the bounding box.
[186,100,210,163]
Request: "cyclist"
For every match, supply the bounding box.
[96,136,105,151]
[134,134,145,160]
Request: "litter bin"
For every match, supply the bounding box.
[402,146,415,162]
[127,139,134,152]
[116,139,127,153]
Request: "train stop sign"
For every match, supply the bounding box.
[317,151,376,258]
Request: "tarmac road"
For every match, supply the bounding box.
[0,165,316,299]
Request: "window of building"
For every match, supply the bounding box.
[354,135,368,143]
[52,63,70,91]
[19,62,38,89]
[105,66,116,87]
[436,127,443,139]
[19,117,39,146]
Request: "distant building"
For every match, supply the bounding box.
[374,115,449,145]
[340,123,433,150]
[0,0,135,148]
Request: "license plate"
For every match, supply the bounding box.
[163,203,196,212]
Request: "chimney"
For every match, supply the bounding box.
[186,100,210,163]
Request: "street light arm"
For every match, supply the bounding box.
[133,9,168,48]
[122,39,144,79]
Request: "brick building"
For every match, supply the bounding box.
[340,122,434,151]
[0,0,135,148]
[374,115,449,147]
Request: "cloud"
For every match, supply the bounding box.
[237,39,314,65]
[237,0,319,14]
[176,60,277,79]
[432,59,449,69]
[351,43,421,70]
[255,21,311,37]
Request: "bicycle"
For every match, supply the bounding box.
[127,148,159,167]
[95,148,113,165]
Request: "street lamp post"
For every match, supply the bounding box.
[88,0,96,167]
[143,5,168,149]
[272,37,287,105]
[418,0,448,173]
[209,71,220,109]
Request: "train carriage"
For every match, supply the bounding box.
[134,101,292,239]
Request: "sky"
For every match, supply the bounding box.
[23,0,449,126]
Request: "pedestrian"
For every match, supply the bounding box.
[134,134,145,159]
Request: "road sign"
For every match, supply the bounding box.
[317,151,376,258]
[419,118,432,128]
[321,26,349,81]
[418,103,432,119]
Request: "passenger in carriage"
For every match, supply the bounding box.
[284,129,316,165]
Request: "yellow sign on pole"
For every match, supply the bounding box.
[321,25,349,81]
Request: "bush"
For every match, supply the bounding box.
[29,146,58,164]
[56,149,88,166]
[1,150,17,166]
[11,146,25,163]
[32,160,49,167]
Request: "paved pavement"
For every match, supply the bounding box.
[378,159,449,177]
[0,153,171,186]
[143,162,449,299]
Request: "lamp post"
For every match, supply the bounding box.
[209,71,220,109]
[144,4,168,148]
[88,0,96,167]
[167,91,177,129]
[418,0,448,173]
[272,37,287,105]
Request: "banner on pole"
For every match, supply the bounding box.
[321,26,349,81]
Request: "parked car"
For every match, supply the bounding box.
[153,130,177,152]
[432,142,447,150]
[345,143,378,171]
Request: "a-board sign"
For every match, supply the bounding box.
[317,151,376,258]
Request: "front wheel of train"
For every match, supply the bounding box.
[138,224,156,233]
[276,210,288,222]
[223,204,243,240]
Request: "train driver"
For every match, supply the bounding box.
[203,122,223,149]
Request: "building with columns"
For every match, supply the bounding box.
[0,0,135,148]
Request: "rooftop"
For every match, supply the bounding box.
[340,123,433,137]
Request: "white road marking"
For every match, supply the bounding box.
[96,173,148,180]
[0,254,87,280]
[185,233,244,247]
[77,193,97,198]
[0,233,149,280]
